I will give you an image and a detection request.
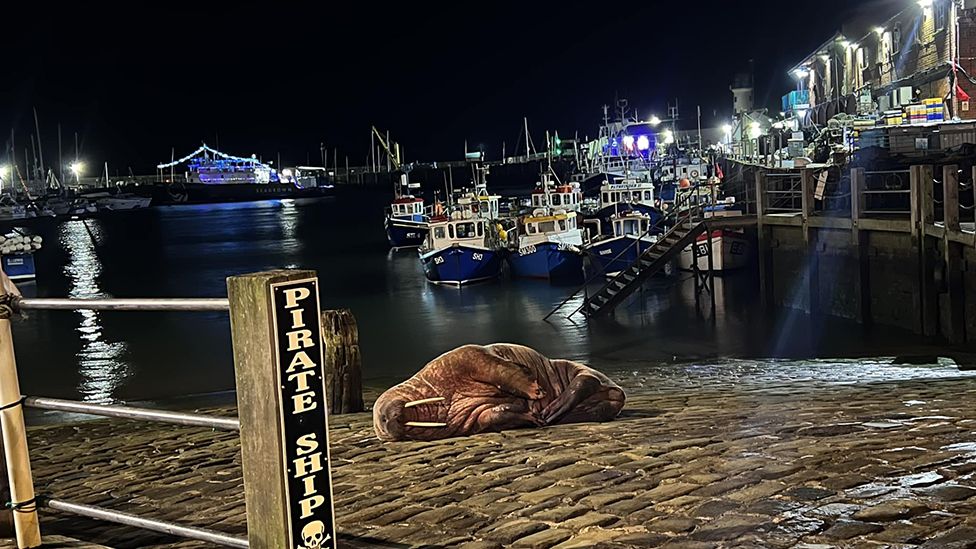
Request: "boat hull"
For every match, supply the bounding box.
[3,253,36,280]
[680,230,751,271]
[385,217,429,248]
[508,242,584,282]
[586,235,655,277]
[421,246,503,286]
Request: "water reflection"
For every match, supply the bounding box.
[59,220,129,403]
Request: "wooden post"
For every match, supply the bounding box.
[320,309,364,415]
[944,165,960,232]
[756,170,774,308]
[851,168,871,325]
[911,165,938,336]
[943,165,965,343]
[227,270,336,549]
[801,169,819,316]
[0,319,40,548]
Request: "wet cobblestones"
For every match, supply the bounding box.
[5,361,976,548]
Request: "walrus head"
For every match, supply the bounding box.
[372,396,406,442]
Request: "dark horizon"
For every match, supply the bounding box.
[2,1,903,174]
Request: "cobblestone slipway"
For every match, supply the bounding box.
[7,360,976,548]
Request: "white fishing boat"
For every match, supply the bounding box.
[86,192,152,212]
[678,184,751,272]
[0,196,27,222]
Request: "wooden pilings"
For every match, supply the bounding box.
[753,161,973,342]
[755,171,774,308]
[320,309,364,415]
[850,168,871,325]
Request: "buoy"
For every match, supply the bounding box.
[679,178,691,188]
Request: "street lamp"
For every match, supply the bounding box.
[69,161,84,183]
[649,115,662,126]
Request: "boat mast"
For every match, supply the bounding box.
[33,108,44,185]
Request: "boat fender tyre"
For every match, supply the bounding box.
[690,170,700,179]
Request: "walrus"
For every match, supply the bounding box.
[373,343,626,441]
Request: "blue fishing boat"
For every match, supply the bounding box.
[385,175,429,249]
[509,210,585,282]
[585,211,657,277]
[420,217,504,286]
[509,174,586,282]
[385,196,428,248]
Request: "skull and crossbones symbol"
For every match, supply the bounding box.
[297,520,331,549]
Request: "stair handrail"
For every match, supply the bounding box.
[543,183,706,321]
[566,208,707,318]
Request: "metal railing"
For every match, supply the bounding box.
[861,170,912,216]
[0,295,247,548]
[762,173,804,213]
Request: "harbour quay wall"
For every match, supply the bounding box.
[729,161,976,344]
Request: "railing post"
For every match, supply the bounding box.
[755,170,774,308]
[801,169,819,316]
[943,165,965,342]
[911,165,938,336]
[227,270,336,549]
[0,317,40,548]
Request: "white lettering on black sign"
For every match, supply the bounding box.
[271,279,336,549]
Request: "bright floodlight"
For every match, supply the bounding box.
[875,27,886,36]
[649,116,662,126]
[722,124,733,135]
[840,40,852,49]
[748,122,763,139]
[918,0,933,7]
[636,135,650,151]
[663,130,675,145]
[792,67,810,79]
[622,135,635,150]
[0,165,8,178]
[69,162,84,176]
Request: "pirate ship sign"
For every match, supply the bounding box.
[270,278,336,549]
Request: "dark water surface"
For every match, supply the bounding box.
[9,189,954,408]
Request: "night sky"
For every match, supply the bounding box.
[2,1,904,174]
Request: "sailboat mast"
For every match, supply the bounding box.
[33,108,44,183]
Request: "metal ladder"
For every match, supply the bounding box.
[580,219,706,317]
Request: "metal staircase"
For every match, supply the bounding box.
[543,185,712,322]
[581,220,706,317]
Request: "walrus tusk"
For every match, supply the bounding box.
[404,421,448,428]
[403,397,446,408]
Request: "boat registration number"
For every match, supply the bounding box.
[518,245,537,256]
[471,253,484,261]
[6,259,24,266]
[433,256,445,265]
[599,249,612,256]
[406,233,418,238]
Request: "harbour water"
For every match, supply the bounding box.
[8,190,955,409]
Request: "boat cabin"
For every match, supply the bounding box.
[600,179,655,209]
[612,214,652,238]
[428,218,491,248]
[391,196,425,219]
[456,194,500,220]
[523,211,578,236]
[531,185,583,211]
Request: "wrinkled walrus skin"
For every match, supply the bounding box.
[373,344,626,441]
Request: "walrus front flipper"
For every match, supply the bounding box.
[541,374,602,424]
